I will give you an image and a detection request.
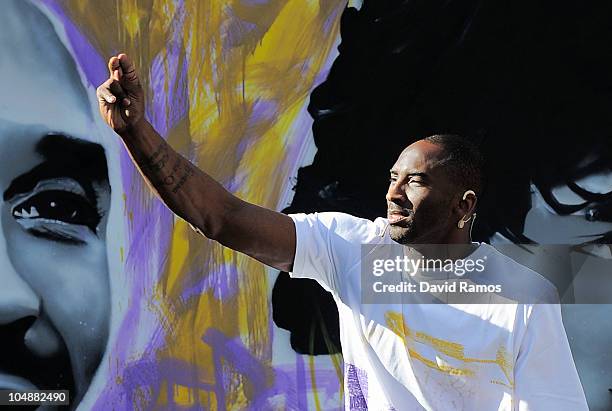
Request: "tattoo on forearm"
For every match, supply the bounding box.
[148,141,166,162]
[172,163,195,193]
[171,157,182,174]
[161,175,175,185]
[144,142,169,172]
[143,141,195,193]
[158,158,183,185]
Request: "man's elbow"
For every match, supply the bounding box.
[188,211,226,241]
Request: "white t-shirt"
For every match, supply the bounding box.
[288,212,588,411]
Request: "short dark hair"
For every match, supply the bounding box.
[423,134,484,197]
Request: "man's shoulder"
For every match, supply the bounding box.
[288,212,389,243]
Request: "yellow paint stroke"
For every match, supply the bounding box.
[309,355,322,411]
[332,353,344,399]
[315,305,344,396]
[118,0,144,40]
[165,218,190,294]
[173,383,194,407]
[385,311,514,387]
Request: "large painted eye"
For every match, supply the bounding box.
[12,190,101,232]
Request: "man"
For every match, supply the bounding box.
[97,54,588,410]
[279,1,612,407]
[0,1,117,408]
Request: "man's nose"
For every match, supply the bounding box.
[0,236,39,324]
[386,181,407,203]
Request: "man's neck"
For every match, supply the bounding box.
[406,241,479,261]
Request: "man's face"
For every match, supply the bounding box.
[0,4,111,407]
[386,141,458,244]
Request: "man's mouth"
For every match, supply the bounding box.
[388,210,411,225]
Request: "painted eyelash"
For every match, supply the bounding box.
[11,188,103,235]
[8,178,88,212]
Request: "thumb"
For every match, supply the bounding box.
[117,53,141,89]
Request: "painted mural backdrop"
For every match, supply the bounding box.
[1,0,345,409]
[1,0,611,410]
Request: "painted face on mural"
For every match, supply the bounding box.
[386,140,458,244]
[522,161,612,245]
[0,1,111,408]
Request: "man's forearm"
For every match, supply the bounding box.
[118,120,233,238]
[117,120,295,271]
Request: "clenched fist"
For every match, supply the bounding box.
[96,53,144,134]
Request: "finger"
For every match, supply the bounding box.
[96,83,117,104]
[108,56,123,82]
[108,80,130,106]
[118,53,140,86]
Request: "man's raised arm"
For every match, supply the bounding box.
[96,53,295,272]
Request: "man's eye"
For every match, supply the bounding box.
[12,190,101,232]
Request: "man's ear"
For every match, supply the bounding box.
[455,190,477,218]
[462,190,475,201]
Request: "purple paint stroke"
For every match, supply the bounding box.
[93,326,342,410]
[203,328,267,410]
[224,170,249,194]
[94,198,185,409]
[149,0,189,136]
[295,352,308,410]
[203,328,343,411]
[280,111,315,187]
[276,362,343,399]
[247,98,279,128]
[235,98,283,160]
[323,2,344,34]
[39,0,107,87]
[235,136,254,159]
[93,356,214,411]
[314,3,345,88]
[240,0,273,6]
[346,363,368,411]
[180,262,240,302]
[300,57,314,77]
[221,6,259,49]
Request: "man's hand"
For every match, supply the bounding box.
[96,53,144,134]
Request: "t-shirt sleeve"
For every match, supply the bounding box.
[514,303,588,410]
[288,212,385,295]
